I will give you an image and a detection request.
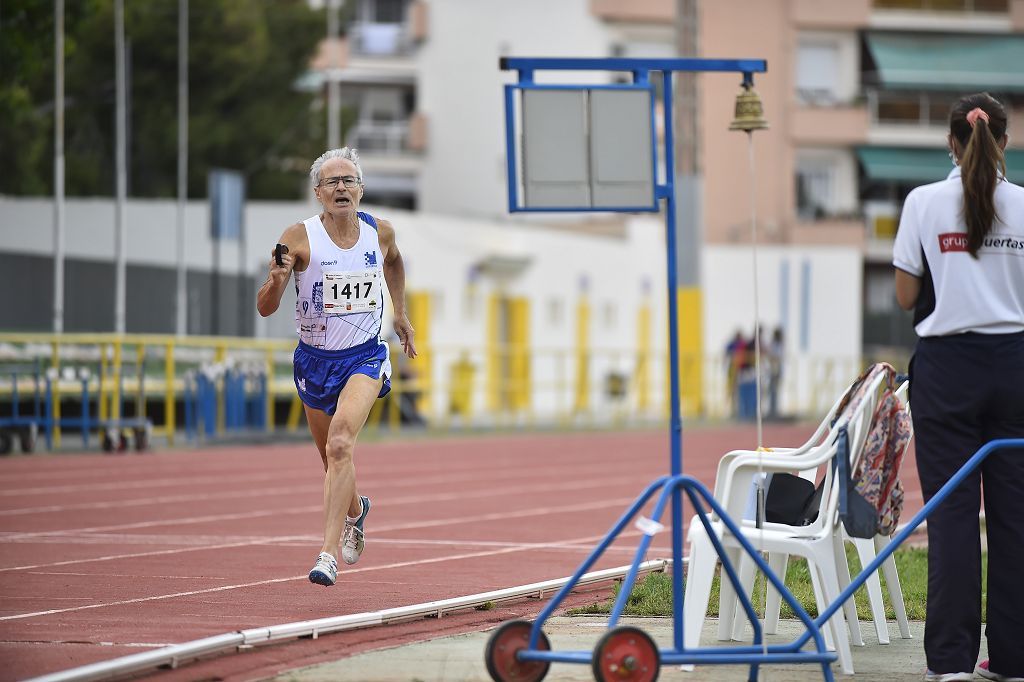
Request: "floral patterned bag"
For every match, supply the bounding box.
[851,378,913,536]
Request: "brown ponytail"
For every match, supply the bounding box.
[949,93,1008,258]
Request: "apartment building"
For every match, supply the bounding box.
[306,0,678,218]
[306,0,1024,358]
[698,0,1024,352]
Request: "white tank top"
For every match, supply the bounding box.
[293,212,384,349]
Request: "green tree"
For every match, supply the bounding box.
[1,0,329,200]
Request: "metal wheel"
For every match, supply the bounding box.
[484,620,551,682]
[592,626,660,682]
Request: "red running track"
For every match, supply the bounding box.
[0,426,923,681]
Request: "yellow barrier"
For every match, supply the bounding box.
[0,332,870,445]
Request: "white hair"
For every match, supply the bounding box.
[309,147,363,186]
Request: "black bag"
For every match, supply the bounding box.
[765,473,822,526]
[835,425,880,539]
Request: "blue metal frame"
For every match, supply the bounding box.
[497,57,832,682]
[494,56,1022,682]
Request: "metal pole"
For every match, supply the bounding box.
[176,0,189,336]
[114,0,127,334]
[53,0,65,334]
[661,68,686,652]
[327,0,341,149]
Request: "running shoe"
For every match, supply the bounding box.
[341,495,371,565]
[977,660,1024,682]
[308,551,338,586]
[923,671,973,681]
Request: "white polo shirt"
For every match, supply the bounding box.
[893,167,1024,337]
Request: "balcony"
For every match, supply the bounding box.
[347,120,413,154]
[345,112,426,168]
[790,217,867,247]
[873,0,1007,12]
[349,21,413,57]
[870,0,1012,31]
[590,0,672,22]
[865,89,950,146]
[790,105,869,146]
[792,0,871,28]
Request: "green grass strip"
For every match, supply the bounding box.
[567,547,988,622]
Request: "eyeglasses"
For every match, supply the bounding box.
[318,175,362,189]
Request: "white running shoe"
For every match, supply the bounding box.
[924,671,973,681]
[342,495,371,565]
[308,551,338,586]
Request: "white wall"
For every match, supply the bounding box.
[1,197,863,418]
[704,245,863,414]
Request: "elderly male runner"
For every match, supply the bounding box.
[257,147,416,586]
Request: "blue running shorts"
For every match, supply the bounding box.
[293,338,392,415]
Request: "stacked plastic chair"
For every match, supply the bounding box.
[683,365,912,675]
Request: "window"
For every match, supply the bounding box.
[796,160,836,220]
[869,91,954,127]
[372,0,405,23]
[796,42,840,105]
[872,0,1007,12]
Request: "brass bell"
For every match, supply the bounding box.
[729,82,769,132]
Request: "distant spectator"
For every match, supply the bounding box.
[724,330,747,416]
[766,327,784,419]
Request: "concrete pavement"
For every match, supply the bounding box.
[271,615,972,682]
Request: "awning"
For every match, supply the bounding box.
[857,147,1024,184]
[865,32,1024,92]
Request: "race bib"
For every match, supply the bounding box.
[322,269,381,315]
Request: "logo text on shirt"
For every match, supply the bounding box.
[938,233,969,253]
[939,232,1024,255]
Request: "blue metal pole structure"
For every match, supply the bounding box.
[801,437,1024,647]
[658,67,687,652]
[497,57,821,680]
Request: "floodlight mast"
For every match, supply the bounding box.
[500,56,767,654]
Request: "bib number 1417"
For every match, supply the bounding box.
[322,269,381,315]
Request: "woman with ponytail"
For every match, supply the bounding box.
[893,93,1024,682]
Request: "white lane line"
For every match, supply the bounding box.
[0,640,176,648]
[0,529,623,622]
[0,458,625,500]
[0,497,637,571]
[0,485,318,517]
[0,507,321,541]
[0,473,650,539]
[0,471,311,497]
[0,469,651,517]
[0,537,309,573]
[98,642,175,648]
[1,532,285,546]
[0,530,654,573]
[24,572,233,579]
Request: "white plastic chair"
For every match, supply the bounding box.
[682,368,904,675]
[687,370,882,648]
[759,380,912,645]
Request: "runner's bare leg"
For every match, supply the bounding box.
[304,374,382,559]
